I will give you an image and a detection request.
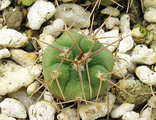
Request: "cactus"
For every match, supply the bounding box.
[42,31,114,101]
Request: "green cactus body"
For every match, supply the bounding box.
[42,31,114,101]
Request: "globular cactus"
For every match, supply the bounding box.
[42,31,114,101]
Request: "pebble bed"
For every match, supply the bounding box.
[0,0,156,120]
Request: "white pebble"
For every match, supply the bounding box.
[136,65,156,85]
[96,28,119,52]
[27,81,40,95]
[0,98,27,118]
[0,48,10,60]
[79,92,116,120]
[57,108,77,120]
[0,0,11,10]
[28,1,56,30]
[42,18,64,37]
[28,100,56,120]
[113,53,135,78]
[105,17,120,29]
[122,111,140,120]
[131,44,156,65]
[110,103,135,118]
[144,0,156,8]
[144,6,156,23]
[38,34,55,50]
[140,107,154,120]
[101,6,120,17]
[0,29,28,48]
[44,91,54,102]
[0,114,16,120]
[0,59,41,95]
[9,49,37,67]
[147,95,156,108]
[54,3,90,28]
[120,14,130,33]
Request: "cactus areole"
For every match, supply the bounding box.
[42,31,114,101]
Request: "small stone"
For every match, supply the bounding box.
[144,6,156,23]
[119,29,134,53]
[57,108,77,120]
[147,95,156,108]
[140,107,154,120]
[44,91,54,102]
[8,88,43,112]
[0,0,11,10]
[115,79,151,108]
[101,6,120,17]
[131,44,156,65]
[0,29,28,48]
[38,34,55,50]
[54,3,90,28]
[27,81,40,95]
[122,111,140,120]
[120,14,130,33]
[0,48,10,60]
[105,17,120,29]
[27,1,56,30]
[42,18,64,37]
[144,0,156,8]
[110,103,135,118]
[0,98,27,118]
[135,66,156,86]
[0,114,16,120]
[9,49,38,67]
[28,100,56,120]
[4,7,23,29]
[79,92,116,120]
[0,59,41,95]
[96,28,119,52]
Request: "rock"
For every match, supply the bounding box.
[115,79,151,108]
[147,95,156,108]
[144,0,156,8]
[0,48,10,60]
[4,6,23,29]
[96,28,119,52]
[105,17,120,29]
[8,88,43,112]
[0,29,28,48]
[110,103,135,118]
[144,6,156,23]
[57,108,77,120]
[140,107,154,120]
[113,53,135,78]
[42,18,64,37]
[122,111,140,120]
[27,81,40,95]
[44,91,54,103]
[54,3,90,28]
[101,6,120,17]
[0,114,16,120]
[120,14,130,33]
[79,92,116,120]
[27,1,56,30]
[135,66,156,86]
[0,98,27,118]
[119,29,134,53]
[28,100,56,120]
[38,34,55,50]
[0,0,11,10]
[0,59,41,95]
[131,45,156,65]
[9,49,38,67]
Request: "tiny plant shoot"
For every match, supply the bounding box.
[42,31,114,101]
